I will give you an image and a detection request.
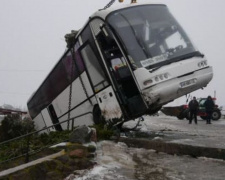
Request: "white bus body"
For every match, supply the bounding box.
[27,2,213,131]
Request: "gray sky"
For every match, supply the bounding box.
[0,0,225,109]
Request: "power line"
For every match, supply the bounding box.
[0,91,31,96]
[0,69,47,72]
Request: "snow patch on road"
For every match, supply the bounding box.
[66,141,136,180]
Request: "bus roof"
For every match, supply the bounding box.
[90,2,166,20]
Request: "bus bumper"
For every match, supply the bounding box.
[142,67,213,108]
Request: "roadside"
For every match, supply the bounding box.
[141,114,225,149]
[66,140,225,180]
[65,115,225,180]
[2,115,225,179]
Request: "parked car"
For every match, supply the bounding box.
[161,97,221,120]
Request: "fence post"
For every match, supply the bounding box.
[72,118,75,131]
[25,135,30,163]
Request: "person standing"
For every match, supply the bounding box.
[204,96,215,124]
[188,96,199,124]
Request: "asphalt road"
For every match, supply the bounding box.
[142,114,225,149]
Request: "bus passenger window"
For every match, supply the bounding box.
[111,58,125,71]
[110,57,131,80]
[80,44,108,92]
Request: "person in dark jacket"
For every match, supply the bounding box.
[188,96,199,124]
[204,96,215,124]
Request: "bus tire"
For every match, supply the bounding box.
[93,105,104,125]
[212,110,221,121]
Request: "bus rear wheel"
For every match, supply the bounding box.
[93,105,105,125]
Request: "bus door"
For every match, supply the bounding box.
[96,26,147,118]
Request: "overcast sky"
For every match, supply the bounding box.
[0,0,225,109]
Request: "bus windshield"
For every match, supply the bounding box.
[107,5,199,69]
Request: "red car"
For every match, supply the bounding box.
[161,97,221,120]
[178,98,221,120]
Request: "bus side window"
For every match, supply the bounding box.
[79,24,109,93]
[111,57,130,80]
[111,58,125,71]
[96,28,121,60]
[80,44,108,93]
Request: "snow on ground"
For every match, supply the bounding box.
[66,141,137,180]
[65,115,225,179]
[142,115,225,149]
[66,140,225,180]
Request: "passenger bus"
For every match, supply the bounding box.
[27,1,213,131]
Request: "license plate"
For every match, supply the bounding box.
[180,78,196,88]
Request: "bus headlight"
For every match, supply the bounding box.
[155,73,169,82]
[144,79,153,86]
[143,73,169,86]
[155,76,159,82]
[198,60,207,68]
[159,75,163,80]
[164,73,168,79]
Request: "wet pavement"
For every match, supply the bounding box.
[142,114,225,149]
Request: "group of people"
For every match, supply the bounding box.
[188,96,215,124]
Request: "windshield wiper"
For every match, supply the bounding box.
[179,51,204,60]
[149,66,161,73]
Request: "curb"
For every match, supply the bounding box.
[119,137,225,160]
